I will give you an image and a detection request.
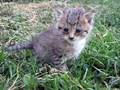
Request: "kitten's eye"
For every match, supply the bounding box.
[76,29,82,33]
[63,28,69,33]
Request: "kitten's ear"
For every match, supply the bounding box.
[53,8,64,20]
[83,11,95,24]
[78,7,85,11]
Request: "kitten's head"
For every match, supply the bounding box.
[54,7,95,43]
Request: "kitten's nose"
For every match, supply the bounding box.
[69,37,74,40]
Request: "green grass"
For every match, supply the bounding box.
[0,0,120,89]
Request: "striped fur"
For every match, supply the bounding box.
[67,8,84,25]
[5,7,95,70]
[5,42,33,51]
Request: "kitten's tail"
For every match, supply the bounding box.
[5,42,33,51]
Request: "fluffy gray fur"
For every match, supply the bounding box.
[5,7,95,70]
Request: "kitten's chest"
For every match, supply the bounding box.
[73,38,86,58]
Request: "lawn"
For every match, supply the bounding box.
[0,0,120,90]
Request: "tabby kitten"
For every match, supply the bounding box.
[5,7,95,70]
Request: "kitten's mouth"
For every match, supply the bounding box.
[68,37,74,40]
[66,39,77,44]
[64,36,77,43]
[69,39,75,41]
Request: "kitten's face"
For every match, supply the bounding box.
[54,8,95,43]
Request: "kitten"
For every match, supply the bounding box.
[5,7,95,70]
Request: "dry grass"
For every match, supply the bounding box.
[0,1,97,49]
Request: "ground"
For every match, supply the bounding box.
[0,0,120,90]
